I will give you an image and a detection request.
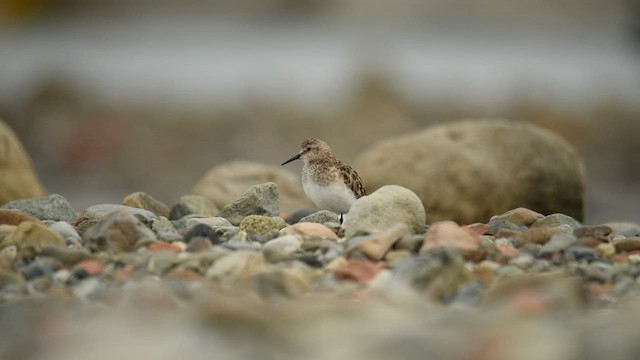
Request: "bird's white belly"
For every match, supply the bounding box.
[303,181,356,214]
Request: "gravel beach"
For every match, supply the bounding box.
[1,188,639,359]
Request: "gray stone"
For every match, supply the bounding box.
[80,204,157,222]
[564,246,597,263]
[262,235,302,262]
[83,210,156,253]
[192,160,313,216]
[299,210,340,224]
[343,185,425,238]
[150,216,183,242]
[486,218,527,236]
[539,233,578,256]
[604,222,640,237]
[394,247,472,302]
[39,245,91,266]
[122,191,170,218]
[169,195,219,220]
[219,182,280,226]
[48,221,82,247]
[1,194,76,222]
[185,217,233,231]
[531,213,581,230]
[354,119,585,223]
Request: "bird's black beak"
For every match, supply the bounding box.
[281,153,301,166]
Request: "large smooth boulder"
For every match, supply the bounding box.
[353,119,585,223]
[0,121,46,204]
[192,161,313,216]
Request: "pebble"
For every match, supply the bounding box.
[343,185,426,237]
[218,182,280,226]
[420,221,480,257]
[0,209,41,226]
[82,210,156,253]
[239,215,287,235]
[150,216,183,242]
[531,213,581,230]
[122,191,171,218]
[299,210,340,224]
[613,236,640,252]
[490,207,545,226]
[169,195,219,220]
[538,233,578,256]
[3,187,640,359]
[334,258,385,283]
[486,218,527,236]
[183,223,220,245]
[347,223,410,261]
[262,235,302,262]
[0,194,77,223]
[280,222,338,242]
[39,245,91,266]
[79,204,157,222]
[48,221,82,247]
[3,221,67,258]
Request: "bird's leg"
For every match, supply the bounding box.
[340,213,343,224]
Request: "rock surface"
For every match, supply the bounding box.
[353,119,585,223]
[82,210,156,253]
[192,160,313,216]
[1,194,76,222]
[169,195,219,220]
[122,191,171,218]
[343,185,425,237]
[0,121,46,205]
[219,182,280,225]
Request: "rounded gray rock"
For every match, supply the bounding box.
[1,194,76,222]
[343,185,425,238]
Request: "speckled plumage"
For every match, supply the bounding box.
[282,138,366,218]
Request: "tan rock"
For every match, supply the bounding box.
[3,221,66,257]
[490,207,545,226]
[0,121,46,205]
[280,222,338,242]
[346,223,410,261]
[354,119,585,223]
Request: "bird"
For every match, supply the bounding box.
[281,138,366,224]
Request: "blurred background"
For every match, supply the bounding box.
[0,0,638,224]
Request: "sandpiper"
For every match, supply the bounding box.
[282,138,366,224]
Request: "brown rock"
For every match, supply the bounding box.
[354,119,585,223]
[122,192,170,218]
[192,160,313,216]
[280,222,338,242]
[613,237,640,253]
[517,227,564,245]
[334,259,385,283]
[346,223,410,261]
[574,225,612,246]
[463,223,490,236]
[0,121,46,205]
[420,221,481,256]
[0,210,40,226]
[490,207,544,226]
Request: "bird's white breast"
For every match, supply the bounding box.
[302,180,357,214]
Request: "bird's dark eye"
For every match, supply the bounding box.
[306,147,311,151]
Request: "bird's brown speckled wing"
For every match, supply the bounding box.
[339,163,367,198]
